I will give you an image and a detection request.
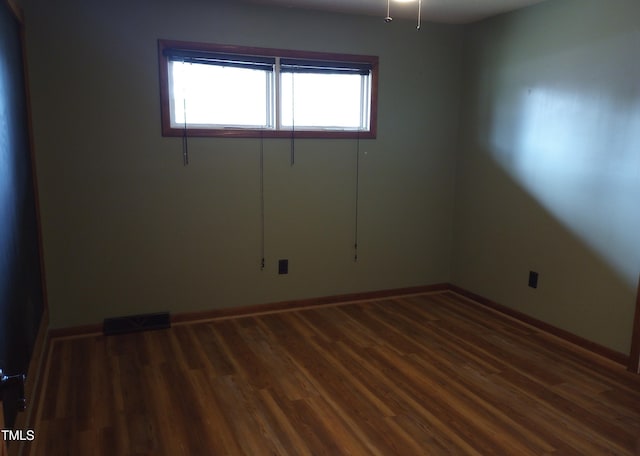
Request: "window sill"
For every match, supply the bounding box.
[161,126,376,139]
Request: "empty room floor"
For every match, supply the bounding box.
[28,292,640,455]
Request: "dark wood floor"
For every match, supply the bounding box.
[30,292,640,455]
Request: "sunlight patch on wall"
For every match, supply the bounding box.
[489,85,640,288]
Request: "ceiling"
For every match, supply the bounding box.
[242,0,546,24]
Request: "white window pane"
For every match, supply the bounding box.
[281,73,366,129]
[171,61,270,128]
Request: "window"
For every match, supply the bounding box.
[170,54,274,129]
[158,40,378,139]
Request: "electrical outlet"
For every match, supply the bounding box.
[528,271,539,289]
[278,259,289,275]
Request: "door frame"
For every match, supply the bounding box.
[1,399,7,456]
[1,0,50,447]
[628,274,640,373]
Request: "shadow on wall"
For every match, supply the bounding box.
[498,2,640,289]
[455,140,636,353]
[461,1,640,285]
[455,5,640,353]
[486,80,640,290]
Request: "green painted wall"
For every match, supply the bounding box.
[23,0,463,327]
[454,0,640,353]
[22,0,640,354]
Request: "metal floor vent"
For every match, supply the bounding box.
[103,312,171,335]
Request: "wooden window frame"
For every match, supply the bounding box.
[158,39,378,139]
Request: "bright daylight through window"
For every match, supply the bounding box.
[171,62,272,129]
[159,40,378,138]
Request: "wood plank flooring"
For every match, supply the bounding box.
[29,292,640,455]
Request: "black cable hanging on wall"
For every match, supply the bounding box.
[181,59,190,166]
[260,133,266,270]
[354,131,361,262]
[182,97,189,166]
[290,72,295,167]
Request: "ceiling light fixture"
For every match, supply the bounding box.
[384,0,393,22]
[384,0,423,30]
